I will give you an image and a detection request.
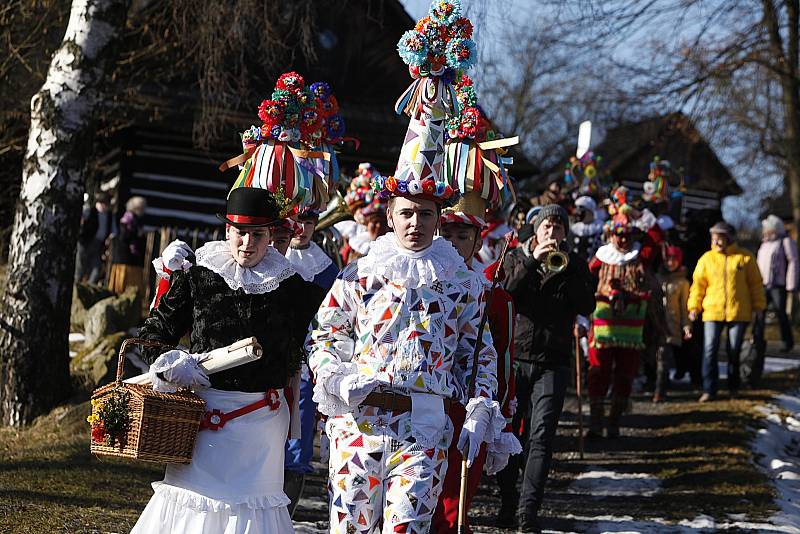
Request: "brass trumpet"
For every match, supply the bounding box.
[544,249,569,273]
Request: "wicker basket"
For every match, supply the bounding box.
[90,338,206,464]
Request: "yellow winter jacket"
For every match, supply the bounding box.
[688,244,766,322]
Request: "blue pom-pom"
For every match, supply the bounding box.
[310,81,332,99]
[446,38,476,70]
[429,0,461,25]
[398,30,429,67]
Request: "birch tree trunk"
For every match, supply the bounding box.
[0,0,129,426]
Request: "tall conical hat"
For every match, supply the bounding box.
[375,0,477,204]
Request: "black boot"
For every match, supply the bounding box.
[586,397,604,439]
[497,501,518,528]
[517,513,542,533]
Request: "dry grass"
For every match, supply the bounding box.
[0,401,160,533]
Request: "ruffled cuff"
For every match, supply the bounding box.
[488,431,523,456]
[311,364,350,417]
[464,397,505,446]
[311,361,371,417]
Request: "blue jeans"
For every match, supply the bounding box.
[702,321,747,395]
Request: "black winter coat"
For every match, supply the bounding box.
[139,265,325,391]
[504,247,596,366]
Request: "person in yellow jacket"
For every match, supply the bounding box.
[688,222,766,401]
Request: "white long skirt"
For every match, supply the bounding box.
[131,388,294,534]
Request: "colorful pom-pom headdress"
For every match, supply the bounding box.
[385,0,477,204]
[345,163,387,224]
[604,186,634,235]
[444,73,517,212]
[642,156,670,204]
[221,72,350,212]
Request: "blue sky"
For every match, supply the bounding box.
[398,0,778,227]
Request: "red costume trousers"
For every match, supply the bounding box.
[431,401,487,534]
[587,346,640,399]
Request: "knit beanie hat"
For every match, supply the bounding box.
[533,204,569,233]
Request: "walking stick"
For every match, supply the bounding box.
[575,328,584,460]
[458,235,513,534]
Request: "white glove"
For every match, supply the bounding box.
[162,240,194,271]
[457,402,491,467]
[324,372,378,409]
[484,451,510,475]
[149,350,211,393]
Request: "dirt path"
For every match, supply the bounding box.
[294,361,800,534]
[1,354,798,533]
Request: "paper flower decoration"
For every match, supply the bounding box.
[223,72,352,210]
[396,0,476,77]
[444,72,517,208]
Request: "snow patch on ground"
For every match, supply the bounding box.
[294,523,327,533]
[567,468,661,497]
[535,513,800,533]
[668,356,800,385]
[752,390,800,532]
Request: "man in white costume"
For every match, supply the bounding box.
[306,179,503,533]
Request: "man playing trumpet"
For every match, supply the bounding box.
[501,205,596,532]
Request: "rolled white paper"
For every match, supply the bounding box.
[124,339,263,386]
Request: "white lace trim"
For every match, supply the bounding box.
[195,241,295,295]
[488,431,523,455]
[151,482,289,512]
[349,232,375,256]
[357,233,467,288]
[311,364,352,417]
[595,242,642,266]
[286,242,333,282]
[464,397,506,446]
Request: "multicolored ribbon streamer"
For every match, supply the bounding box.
[446,135,519,207]
[230,141,330,208]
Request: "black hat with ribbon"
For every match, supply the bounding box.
[216,187,281,228]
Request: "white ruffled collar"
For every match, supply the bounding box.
[195,240,295,294]
[357,233,467,288]
[595,242,642,266]
[286,242,333,282]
